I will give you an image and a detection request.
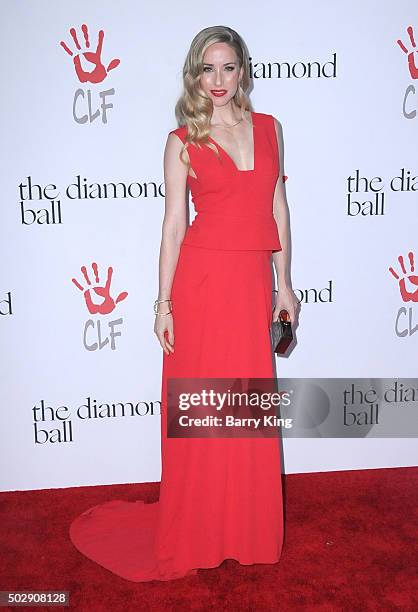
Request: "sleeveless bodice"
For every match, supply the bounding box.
[169,111,282,251]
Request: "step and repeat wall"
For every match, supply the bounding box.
[1,1,417,491]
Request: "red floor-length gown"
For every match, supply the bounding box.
[69,111,285,581]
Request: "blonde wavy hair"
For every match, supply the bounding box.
[174,25,253,166]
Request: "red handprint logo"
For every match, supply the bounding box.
[388,251,418,303]
[396,25,418,79]
[60,24,120,84]
[72,263,128,315]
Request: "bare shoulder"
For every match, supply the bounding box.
[165,126,189,159]
[164,127,190,185]
[167,124,187,143]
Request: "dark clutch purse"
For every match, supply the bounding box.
[271,309,293,354]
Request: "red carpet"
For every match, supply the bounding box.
[1,467,417,611]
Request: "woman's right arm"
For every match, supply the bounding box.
[154,132,189,355]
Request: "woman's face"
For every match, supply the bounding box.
[199,42,243,107]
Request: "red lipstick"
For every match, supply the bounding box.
[211,90,227,97]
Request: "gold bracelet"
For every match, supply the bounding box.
[154,299,172,315]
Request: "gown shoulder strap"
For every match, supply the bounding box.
[261,113,279,152]
[258,112,276,133]
[253,111,275,146]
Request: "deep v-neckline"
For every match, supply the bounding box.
[208,111,256,173]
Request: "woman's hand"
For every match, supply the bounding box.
[273,286,300,325]
[154,313,175,355]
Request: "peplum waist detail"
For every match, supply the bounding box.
[181,213,282,251]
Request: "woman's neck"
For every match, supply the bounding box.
[210,103,244,126]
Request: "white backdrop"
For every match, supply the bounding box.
[1,0,417,492]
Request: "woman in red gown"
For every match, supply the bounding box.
[69,25,299,582]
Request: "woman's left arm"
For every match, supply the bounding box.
[271,116,300,325]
